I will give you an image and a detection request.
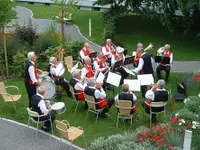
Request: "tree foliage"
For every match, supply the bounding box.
[0,0,16,28]
[95,0,200,36]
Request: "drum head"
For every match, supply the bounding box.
[40,81,56,99]
[52,102,65,110]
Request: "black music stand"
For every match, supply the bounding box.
[155,56,170,64]
[113,60,123,71]
[124,56,135,66]
[89,52,97,59]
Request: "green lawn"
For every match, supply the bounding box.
[1,72,200,148]
[17,3,200,61]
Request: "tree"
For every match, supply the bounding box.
[0,0,16,77]
[52,0,78,50]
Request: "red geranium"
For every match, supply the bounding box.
[169,118,178,124]
[187,122,192,127]
[138,137,144,143]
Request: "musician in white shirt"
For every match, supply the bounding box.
[49,57,72,98]
[93,52,109,73]
[80,42,91,60]
[111,47,128,85]
[102,39,115,64]
[81,57,95,79]
[31,86,56,132]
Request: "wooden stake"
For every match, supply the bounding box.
[3,28,9,77]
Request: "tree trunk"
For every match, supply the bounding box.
[61,10,65,49]
[3,28,9,77]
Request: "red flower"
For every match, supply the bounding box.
[193,74,200,81]
[156,139,164,147]
[143,132,147,138]
[168,144,174,150]
[169,118,178,124]
[157,122,161,126]
[151,135,159,142]
[137,132,141,136]
[161,132,165,137]
[187,122,192,127]
[156,128,161,132]
[138,137,144,143]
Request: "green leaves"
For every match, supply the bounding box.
[0,0,16,28]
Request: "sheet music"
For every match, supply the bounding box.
[106,72,121,87]
[122,67,136,76]
[70,62,79,74]
[96,72,105,83]
[137,74,154,86]
[55,63,65,76]
[124,79,140,91]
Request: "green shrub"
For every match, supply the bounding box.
[185,99,200,114]
[171,108,198,121]
[33,35,59,54]
[14,19,37,46]
[64,41,84,60]
[10,50,27,77]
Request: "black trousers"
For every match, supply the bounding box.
[55,78,72,97]
[141,85,148,98]
[116,67,129,85]
[34,111,56,128]
[156,65,171,82]
[25,82,36,108]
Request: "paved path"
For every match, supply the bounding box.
[0,118,83,150]
[6,6,200,73]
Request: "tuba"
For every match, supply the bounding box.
[144,43,154,51]
[157,47,165,56]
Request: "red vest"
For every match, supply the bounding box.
[135,51,140,64]
[97,98,108,108]
[81,48,90,56]
[76,90,85,101]
[160,51,172,66]
[96,58,104,68]
[29,64,38,85]
[84,65,95,78]
[103,46,111,60]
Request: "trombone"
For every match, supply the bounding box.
[144,43,154,51]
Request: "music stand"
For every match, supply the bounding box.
[124,56,135,65]
[155,56,170,64]
[89,52,97,59]
[113,60,123,70]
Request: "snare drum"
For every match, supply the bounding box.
[51,102,66,114]
[38,76,56,100]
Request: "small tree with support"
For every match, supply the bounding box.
[52,0,78,62]
[0,0,16,77]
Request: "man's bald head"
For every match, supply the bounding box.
[137,43,143,49]
[97,52,103,59]
[38,86,46,95]
[84,43,90,49]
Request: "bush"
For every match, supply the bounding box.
[185,98,200,114]
[171,108,198,121]
[14,19,37,46]
[10,49,27,77]
[64,41,84,60]
[33,34,60,54]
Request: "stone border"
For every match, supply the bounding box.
[0,117,85,150]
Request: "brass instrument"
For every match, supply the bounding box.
[157,47,165,56]
[144,43,154,51]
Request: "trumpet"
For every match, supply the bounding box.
[144,43,154,51]
[148,83,158,90]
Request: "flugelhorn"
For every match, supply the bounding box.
[144,43,154,51]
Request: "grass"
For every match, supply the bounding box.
[1,72,200,148]
[17,3,200,61]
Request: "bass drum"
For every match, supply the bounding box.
[38,76,56,100]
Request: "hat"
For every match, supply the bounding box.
[116,47,124,53]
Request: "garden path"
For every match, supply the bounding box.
[0,118,83,150]
[6,6,200,73]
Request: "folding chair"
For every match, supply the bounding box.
[0,82,21,113]
[84,94,105,123]
[116,100,135,128]
[27,108,54,136]
[55,120,86,150]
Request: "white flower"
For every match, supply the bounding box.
[179,123,182,126]
[179,119,185,124]
[192,125,196,129]
[192,121,198,125]
[175,113,179,117]
[183,98,190,103]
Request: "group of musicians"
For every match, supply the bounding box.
[24,39,172,132]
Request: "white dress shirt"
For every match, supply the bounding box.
[81,65,94,79]
[88,86,106,99]
[145,88,168,100]
[114,92,137,102]
[50,63,57,76]
[73,78,87,91]
[28,61,38,84]
[132,53,154,73]
[37,93,49,114]
[80,47,89,60]
[102,45,112,58]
